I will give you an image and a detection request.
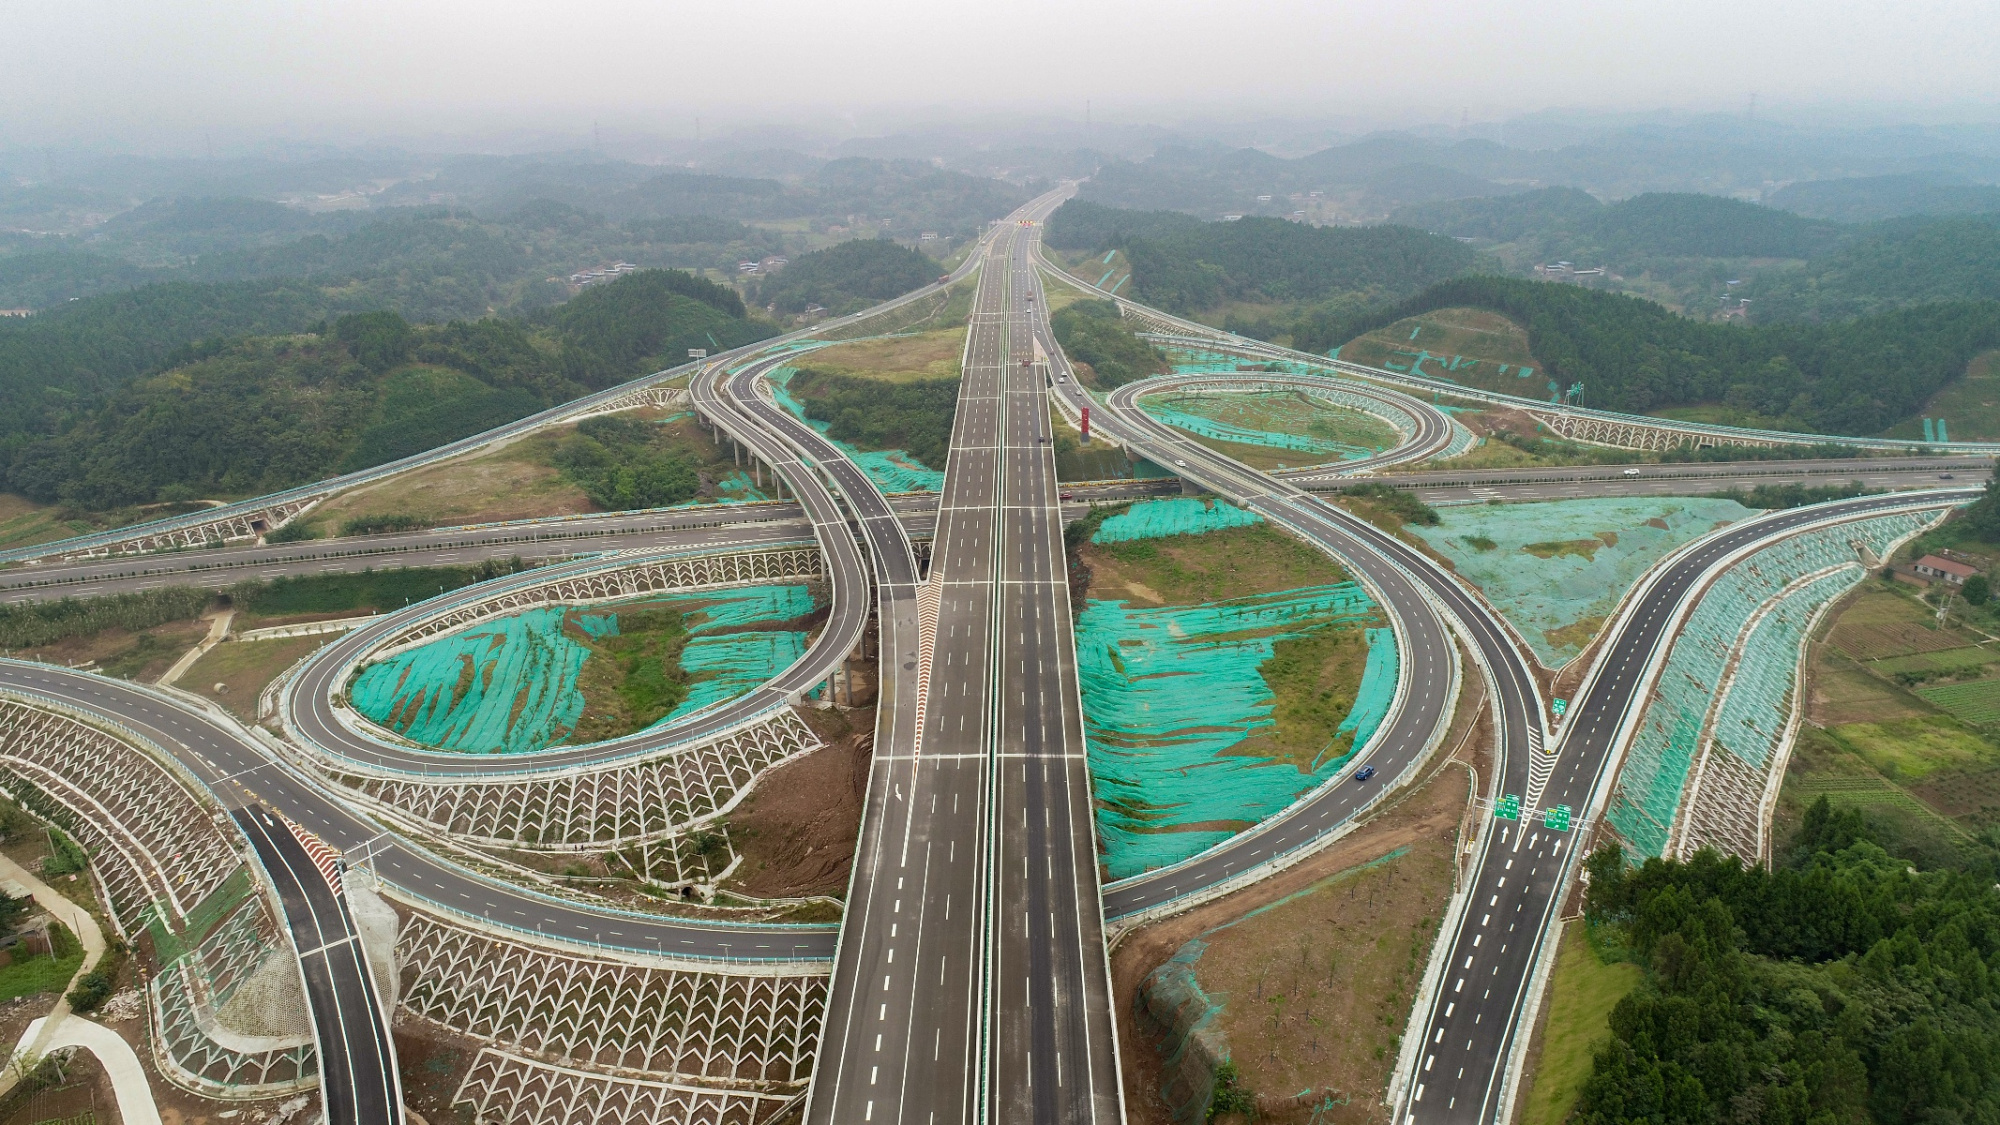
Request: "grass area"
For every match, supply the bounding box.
[1820,715,2000,783]
[568,604,693,744]
[1139,389,1401,472]
[797,326,966,383]
[186,634,335,718]
[1339,307,1541,395]
[1037,267,1097,313]
[1520,919,1644,1125]
[1880,349,2000,442]
[0,494,92,553]
[1050,247,1131,297]
[1235,620,1382,770]
[307,407,746,536]
[1052,412,1132,482]
[0,922,83,1004]
[1080,521,1347,607]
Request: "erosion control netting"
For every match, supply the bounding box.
[350,584,815,754]
[1079,584,1397,879]
[1408,498,1762,667]
[1138,390,1398,462]
[1090,497,1264,543]
[1604,510,1936,858]
[766,366,945,493]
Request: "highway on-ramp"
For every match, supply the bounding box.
[1394,486,1972,1125]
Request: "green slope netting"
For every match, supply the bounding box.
[1604,510,1936,858]
[1090,497,1264,543]
[351,584,815,754]
[767,366,945,493]
[1408,498,1761,666]
[1139,390,1397,462]
[1079,584,1393,879]
[350,605,602,754]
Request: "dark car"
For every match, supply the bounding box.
[1354,765,1377,783]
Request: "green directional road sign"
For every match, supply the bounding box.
[1552,698,1568,717]
[1544,804,1573,832]
[1497,793,1521,820]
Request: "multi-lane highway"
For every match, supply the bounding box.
[1395,486,1970,1124]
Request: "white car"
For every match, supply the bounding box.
[1174,459,1188,467]
[1622,468,1641,476]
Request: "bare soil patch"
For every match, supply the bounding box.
[1113,683,1488,1125]
[724,706,874,900]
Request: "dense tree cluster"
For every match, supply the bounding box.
[1578,800,2000,1125]
[1043,200,1202,251]
[1394,188,1847,261]
[1747,215,2000,322]
[552,415,701,511]
[751,238,940,316]
[1307,276,2000,436]
[785,368,958,469]
[1048,300,1166,387]
[1044,200,1477,314]
[2,270,773,510]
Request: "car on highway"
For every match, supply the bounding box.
[1056,375,1067,383]
[1354,765,1377,782]
[1060,492,1074,501]
[1942,473,1957,479]
[1622,468,1641,476]
[1174,458,1188,467]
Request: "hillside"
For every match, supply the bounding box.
[1324,276,2000,436]
[1043,201,1478,316]
[751,238,940,315]
[2,270,774,510]
[1745,214,2000,321]
[1393,189,1846,261]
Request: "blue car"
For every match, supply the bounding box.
[1354,765,1377,783]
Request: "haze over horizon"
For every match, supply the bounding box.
[8,0,2000,154]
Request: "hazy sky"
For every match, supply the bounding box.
[8,0,2000,149]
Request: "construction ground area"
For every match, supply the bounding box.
[351,584,819,754]
[1137,388,1403,472]
[1408,497,1760,666]
[1074,498,1399,879]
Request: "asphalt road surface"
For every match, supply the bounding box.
[1397,486,1973,1125]
[233,803,402,1125]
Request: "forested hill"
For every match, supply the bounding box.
[1319,276,2000,436]
[1045,200,1478,315]
[1577,804,2000,1125]
[1745,214,2000,322]
[750,238,940,315]
[1392,188,1847,260]
[2,269,773,510]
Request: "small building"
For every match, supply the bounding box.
[1914,555,1979,585]
[0,309,30,317]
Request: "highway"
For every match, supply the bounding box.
[3,457,1981,607]
[0,664,845,962]
[1395,486,1972,1125]
[234,803,402,1125]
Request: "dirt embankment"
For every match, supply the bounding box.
[1112,685,1490,1125]
[724,707,874,900]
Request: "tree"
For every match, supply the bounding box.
[1964,574,1991,605]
